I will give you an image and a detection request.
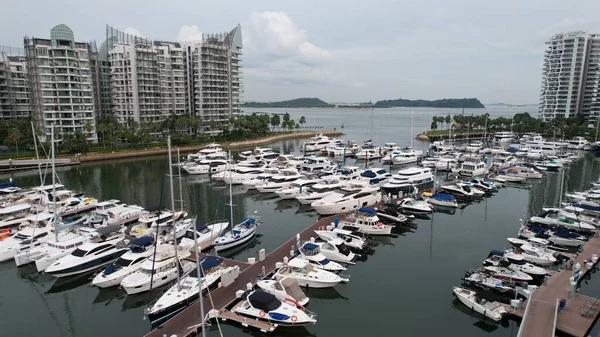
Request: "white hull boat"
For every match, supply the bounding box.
[256,277,310,306]
[453,287,508,322]
[274,258,348,288]
[213,218,259,252]
[232,290,317,326]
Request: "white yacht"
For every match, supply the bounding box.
[178,220,229,251]
[242,168,280,189]
[313,227,368,251]
[187,143,226,160]
[339,208,393,235]
[120,243,195,294]
[239,147,279,161]
[300,156,331,173]
[441,182,477,199]
[493,131,514,143]
[89,199,123,226]
[275,179,319,199]
[359,168,392,186]
[311,182,381,215]
[45,229,128,278]
[91,236,155,288]
[0,212,54,263]
[0,203,32,229]
[297,242,346,272]
[304,134,343,152]
[494,154,518,169]
[232,290,317,326]
[354,147,383,160]
[274,258,348,288]
[453,287,508,322]
[146,256,224,325]
[222,166,266,185]
[213,217,260,252]
[391,148,422,165]
[14,225,97,269]
[457,157,487,177]
[397,197,435,214]
[310,238,356,264]
[183,159,230,175]
[504,165,543,179]
[567,137,588,150]
[381,167,434,196]
[296,177,346,205]
[256,277,310,306]
[93,204,145,229]
[256,169,303,193]
[435,157,458,172]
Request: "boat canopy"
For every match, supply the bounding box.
[488,249,505,257]
[554,226,582,239]
[195,222,208,232]
[361,170,377,178]
[246,290,281,312]
[357,207,376,215]
[241,218,257,226]
[506,147,519,153]
[130,236,154,248]
[190,256,223,278]
[432,193,455,201]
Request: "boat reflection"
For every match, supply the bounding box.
[93,287,125,305]
[304,287,349,302]
[216,235,261,260]
[46,270,96,294]
[122,287,165,311]
[275,199,300,212]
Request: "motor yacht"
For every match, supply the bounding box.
[297,242,346,272]
[296,177,346,205]
[453,287,508,322]
[338,208,393,235]
[359,168,392,186]
[222,166,266,185]
[304,134,342,152]
[242,168,280,189]
[0,212,54,263]
[457,157,487,177]
[397,197,435,213]
[273,258,348,288]
[232,290,317,326]
[381,167,434,197]
[299,156,331,173]
[484,250,547,276]
[313,227,368,251]
[183,159,230,175]
[493,132,514,144]
[529,209,595,232]
[421,192,458,208]
[310,238,356,264]
[255,169,303,193]
[275,179,319,200]
[256,277,310,306]
[187,143,226,161]
[44,227,127,277]
[91,236,155,288]
[311,183,381,215]
[503,165,543,180]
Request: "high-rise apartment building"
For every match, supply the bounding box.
[539,31,600,120]
[104,27,186,125]
[183,25,243,134]
[24,24,98,142]
[0,48,30,119]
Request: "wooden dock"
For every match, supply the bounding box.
[145,214,339,337]
[504,233,600,337]
[0,158,79,172]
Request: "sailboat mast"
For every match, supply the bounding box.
[410,110,414,148]
[558,168,565,208]
[229,151,234,230]
[595,118,599,143]
[483,115,488,142]
[177,148,184,212]
[51,125,57,241]
[167,136,180,286]
[31,122,43,184]
[370,108,374,143]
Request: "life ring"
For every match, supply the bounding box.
[259,311,265,318]
[291,315,297,322]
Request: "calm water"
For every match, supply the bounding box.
[2,106,600,337]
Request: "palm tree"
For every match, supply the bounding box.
[7,128,21,155]
[299,116,306,126]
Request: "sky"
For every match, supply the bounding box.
[1,0,599,104]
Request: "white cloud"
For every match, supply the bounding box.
[176,25,203,42]
[123,27,142,37]
[245,11,330,65]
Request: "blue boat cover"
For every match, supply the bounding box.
[432,193,455,201]
[195,222,208,231]
[488,249,505,257]
[358,207,376,214]
[555,226,581,239]
[506,147,519,153]
[130,236,154,247]
[303,243,319,250]
[361,170,376,178]
[573,202,600,211]
[0,179,15,189]
[190,256,223,278]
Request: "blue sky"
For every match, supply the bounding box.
[1,0,599,103]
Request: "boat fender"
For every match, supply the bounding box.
[259,311,266,318]
[291,315,297,322]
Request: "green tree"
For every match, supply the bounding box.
[430,120,438,130]
[445,115,451,129]
[299,116,306,126]
[7,128,21,155]
[282,113,291,128]
[270,113,281,130]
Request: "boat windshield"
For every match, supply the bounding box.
[140,268,156,275]
[318,257,330,265]
[114,257,134,267]
[71,248,88,257]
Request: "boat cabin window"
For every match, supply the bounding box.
[115,257,134,267]
[273,282,284,291]
[71,248,89,257]
[89,244,113,255]
[141,268,156,275]
[34,232,49,239]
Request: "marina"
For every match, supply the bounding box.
[2,106,600,337]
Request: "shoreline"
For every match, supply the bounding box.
[73,129,343,163]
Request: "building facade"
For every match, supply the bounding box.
[24,24,98,142]
[539,31,600,120]
[0,49,30,119]
[183,25,243,134]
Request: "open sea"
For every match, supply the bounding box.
[2,106,600,337]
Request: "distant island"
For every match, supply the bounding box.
[242,97,333,108]
[373,98,485,109]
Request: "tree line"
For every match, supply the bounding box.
[430,112,596,139]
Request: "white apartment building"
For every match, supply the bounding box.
[24,24,97,142]
[107,33,186,125]
[183,25,243,134]
[539,31,600,120]
[0,51,30,119]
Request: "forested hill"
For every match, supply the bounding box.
[373,98,485,108]
[242,98,333,108]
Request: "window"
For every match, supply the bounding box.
[71,248,88,257]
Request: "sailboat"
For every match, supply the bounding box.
[212,152,261,252]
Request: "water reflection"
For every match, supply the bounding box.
[451,297,510,331]
[47,270,95,294]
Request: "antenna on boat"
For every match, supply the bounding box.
[177,148,185,213]
[31,121,43,184]
[410,110,414,149]
[51,124,57,241]
[167,136,181,289]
